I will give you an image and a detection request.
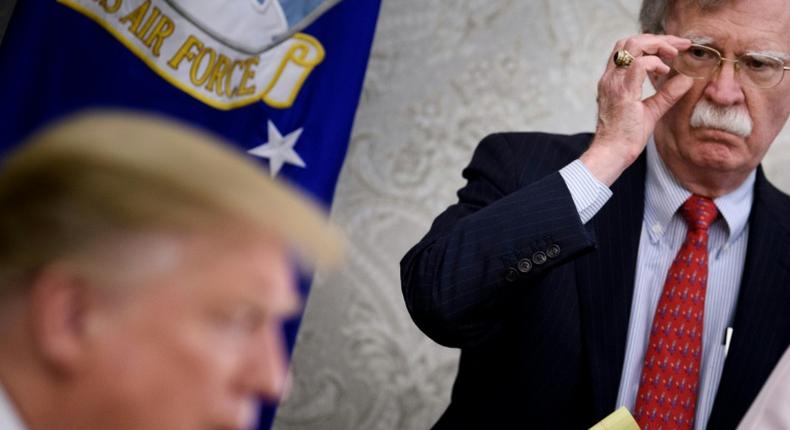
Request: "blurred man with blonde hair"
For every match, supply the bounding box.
[0,111,342,430]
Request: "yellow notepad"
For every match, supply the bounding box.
[589,407,640,430]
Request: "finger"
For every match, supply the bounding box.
[623,38,686,61]
[643,73,695,124]
[622,55,672,90]
[603,55,671,101]
[606,35,691,71]
[612,33,692,54]
[638,34,692,47]
[658,34,694,49]
[621,34,692,51]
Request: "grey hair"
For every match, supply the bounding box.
[639,0,727,33]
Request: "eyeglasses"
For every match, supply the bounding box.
[672,44,790,89]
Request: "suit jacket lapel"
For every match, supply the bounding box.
[707,168,790,429]
[576,152,647,420]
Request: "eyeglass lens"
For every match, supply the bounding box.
[672,44,786,88]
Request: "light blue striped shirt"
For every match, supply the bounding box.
[0,383,27,430]
[559,137,754,430]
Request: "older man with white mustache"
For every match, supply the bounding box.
[691,99,752,138]
[402,1,790,429]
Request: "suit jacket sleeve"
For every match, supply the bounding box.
[400,132,600,348]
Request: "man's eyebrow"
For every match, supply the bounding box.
[682,33,790,61]
[746,50,790,61]
[684,34,714,45]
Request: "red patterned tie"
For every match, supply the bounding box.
[634,195,718,430]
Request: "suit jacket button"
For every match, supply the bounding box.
[547,244,561,258]
[532,251,548,265]
[505,267,519,282]
[517,258,533,273]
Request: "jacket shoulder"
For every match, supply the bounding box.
[466,132,593,189]
[756,168,790,232]
[495,131,594,154]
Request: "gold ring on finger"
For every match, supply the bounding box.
[613,49,635,68]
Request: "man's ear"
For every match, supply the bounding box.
[28,263,95,374]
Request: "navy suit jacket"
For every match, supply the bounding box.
[400,132,790,429]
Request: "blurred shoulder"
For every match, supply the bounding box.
[470,131,593,172]
[476,131,592,158]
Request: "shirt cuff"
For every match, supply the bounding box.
[559,159,613,224]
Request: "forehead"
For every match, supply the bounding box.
[185,235,298,313]
[126,232,300,317]
[667,0,790,51]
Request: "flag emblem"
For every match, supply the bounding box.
[59,0,329,109]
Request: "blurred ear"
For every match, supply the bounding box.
[28,263,95,374]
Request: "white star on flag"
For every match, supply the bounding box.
[248,120,306,177]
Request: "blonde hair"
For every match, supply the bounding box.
[0,110,343,292]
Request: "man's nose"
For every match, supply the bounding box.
[245,325,288,401]
[703,60,746,106]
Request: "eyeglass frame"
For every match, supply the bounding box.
[672,43,790,89]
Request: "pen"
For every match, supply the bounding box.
[723,327,734,356]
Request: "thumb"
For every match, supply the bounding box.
[643,74,694,125]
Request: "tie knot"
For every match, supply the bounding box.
[681,194,718,231]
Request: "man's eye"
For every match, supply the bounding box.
[743,56,781,72]
[748,59,765,69]
[689,47,713,59]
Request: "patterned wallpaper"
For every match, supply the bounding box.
[274,0,790,429]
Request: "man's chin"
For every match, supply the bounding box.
[685,144,743,172]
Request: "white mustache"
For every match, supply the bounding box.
[689,99,752,138]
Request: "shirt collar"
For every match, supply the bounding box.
[0,382,27,430]
[644,136,754,245]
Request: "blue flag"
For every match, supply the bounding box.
[0,0,381,427]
